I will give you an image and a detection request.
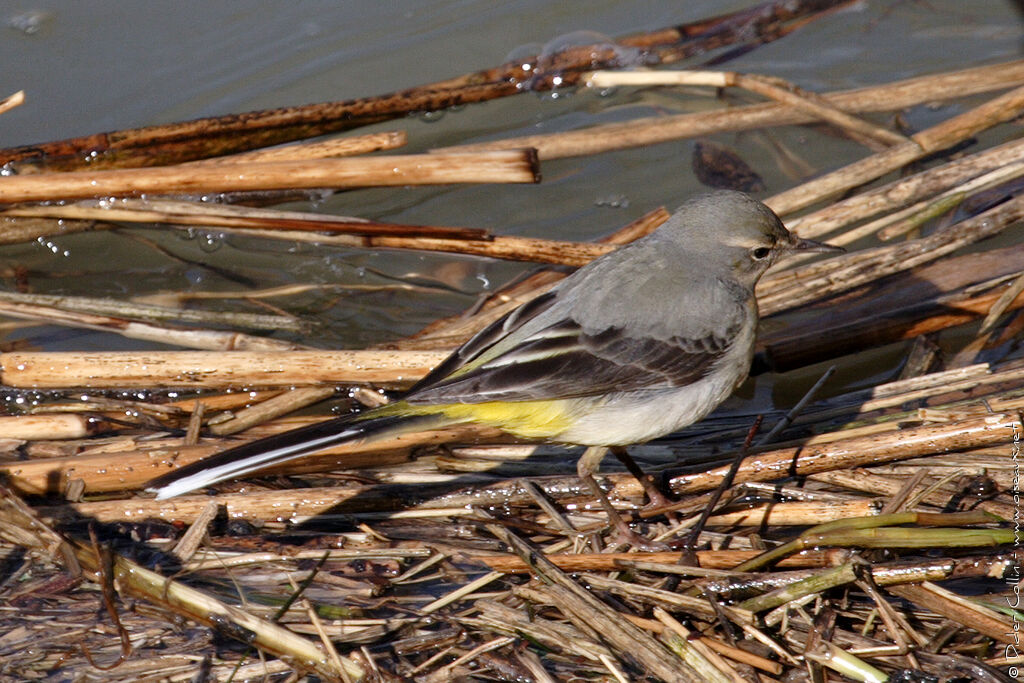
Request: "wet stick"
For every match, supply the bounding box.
[0,151,540,203]
[2,199,616,265]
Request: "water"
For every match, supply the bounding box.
[0,1,1021,385]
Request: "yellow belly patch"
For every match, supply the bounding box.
[367,398,576,440]
[434,400,574,439]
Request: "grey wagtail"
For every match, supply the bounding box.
[148,191,841,538]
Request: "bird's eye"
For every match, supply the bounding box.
[751,246,771,260]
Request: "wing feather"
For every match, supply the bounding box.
[407,318,740,404]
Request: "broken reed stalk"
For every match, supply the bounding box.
[784,159,1024,262]
[759,252,1024,372]
[442,60,1024,159]
[0,216,97,246]
[0,151,540,203]
[187,130,408,164]
[0,484,361,680]
[885,582,1017,644]
[0,413,100,440]
[0,0,850,171]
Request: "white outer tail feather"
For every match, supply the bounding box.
[148,427,363,500]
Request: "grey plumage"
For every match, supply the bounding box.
[148,190,841,500]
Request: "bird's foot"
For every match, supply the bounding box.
[609,446,678,522]
[605,517,670,552]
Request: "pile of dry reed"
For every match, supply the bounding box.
[0,2,1022,681]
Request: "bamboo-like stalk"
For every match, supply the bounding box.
[0,414,99,440]
[581,573,754,624]
[189,130,408,164]
[0,150,540,203]
[0,216,99,246]
[441,60,1024,160]
[207,386,338,437]
[758,245,1024,372]
[656,615,739,683]
[0,349,447,389]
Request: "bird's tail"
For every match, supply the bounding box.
[146,407,451,500]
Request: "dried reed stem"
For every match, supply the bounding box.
[0,151,540,203]
[0,349,447,389]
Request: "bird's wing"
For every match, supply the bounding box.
[406,314,742,404]
[403,289,560,393]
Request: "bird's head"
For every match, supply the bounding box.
[664,190,843,288]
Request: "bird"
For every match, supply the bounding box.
[148,191,841,541]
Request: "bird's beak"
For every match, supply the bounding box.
[789,236,845,254]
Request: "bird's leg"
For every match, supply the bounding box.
[577,446,663,550]
[609,446,675,510]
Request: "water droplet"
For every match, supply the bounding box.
[595,194,630,209]
[526,30,646,95]
[198,231,225,253]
